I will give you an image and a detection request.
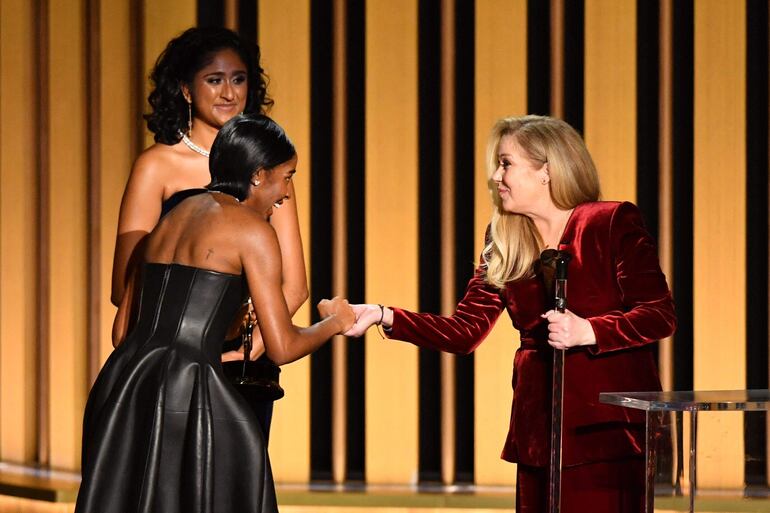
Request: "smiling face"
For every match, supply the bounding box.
[183,48,248,130]
[250,155,298,218]
[490,135,551,215]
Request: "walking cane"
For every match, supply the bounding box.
[548,252,571,513]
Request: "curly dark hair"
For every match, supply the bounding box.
[144,27,273,145]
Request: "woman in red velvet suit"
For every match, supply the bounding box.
[346,115,676,513]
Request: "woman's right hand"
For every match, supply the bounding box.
[317,297,356,334]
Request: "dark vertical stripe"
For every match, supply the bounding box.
[744,0,768,489]
[661,0,688,488]
[636,0,661,377]
[36,0,50,466]
[238,0,258,42]
[527,0,551,115]
[131,0,144,152]
[636,0,660,241]
[418,0,443,484]
[197,0,224,27]
[345,0,367,482]
[309,0,334,482]
[562,0,583,133]
[453,0,475,485]
[670,0,694,489]
[671,0,693,393]
[86,0,102,386]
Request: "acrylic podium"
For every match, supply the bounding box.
[599,389,770,513]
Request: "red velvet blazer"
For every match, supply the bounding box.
[388,201,677,467]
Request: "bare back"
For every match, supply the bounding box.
[143,192,264,276]
[138,190,349,366]
[111,142,306,313]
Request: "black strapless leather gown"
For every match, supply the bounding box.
[161,188,283,443]
[75,263,278,513]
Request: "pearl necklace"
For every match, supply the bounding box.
[178,130,210,158]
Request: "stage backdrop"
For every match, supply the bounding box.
[0,0,768,492]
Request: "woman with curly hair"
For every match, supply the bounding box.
[111,27,306,442]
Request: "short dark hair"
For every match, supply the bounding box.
[144,27,273,144]
[208,114,296,201]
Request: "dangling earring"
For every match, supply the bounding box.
[187,100,193,136]
[251,180,260,187]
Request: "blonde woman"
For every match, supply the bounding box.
[347,115,676,513]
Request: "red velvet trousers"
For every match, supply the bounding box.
[516,458,645,513]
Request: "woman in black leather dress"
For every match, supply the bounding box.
[77,115,353,513]
[111,27,306,441]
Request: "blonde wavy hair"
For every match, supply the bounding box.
[483,115,601,288]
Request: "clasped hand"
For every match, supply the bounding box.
[308,303,387,338]
[541,309,596,350]
[342,304,385,337]
[317,296,356,334]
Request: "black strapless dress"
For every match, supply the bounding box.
[75,263,278,513]
[161,189,283,443]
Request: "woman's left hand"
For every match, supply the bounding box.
[541,309,597,350]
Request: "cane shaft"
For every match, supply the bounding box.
[548,277,568,513]
[549,349,564,513]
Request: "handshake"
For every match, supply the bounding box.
[317,299,393,338]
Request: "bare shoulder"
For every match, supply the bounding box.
[130,143,182,181]
[235,206,276,241]
[226,207,279,259]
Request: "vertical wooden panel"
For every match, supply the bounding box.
[331,0,348,485]
[549,0,564,118]
[36,0,51,466]
[224,0,238,30]
[86,0,102,386]
[693,0,746,489]
[583,0,636,202]
[365,0,419,484]
[142,0,196,146]
[98,0,139,366]
[473,0,526,487]
[259,0,312,483]
[0,0,39,463]
[46,0,89,470]
[658,0,674,392]
[439,0,456,486]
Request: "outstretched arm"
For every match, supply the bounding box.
[242,217,354,365]
[345,267,506,355]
